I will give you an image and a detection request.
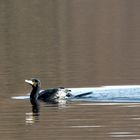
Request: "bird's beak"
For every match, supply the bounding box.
[25,80,34,85]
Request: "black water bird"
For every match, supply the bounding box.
[25,78,69,105]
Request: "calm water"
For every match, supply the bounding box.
[1,0,140,140]
[2,99,140,140]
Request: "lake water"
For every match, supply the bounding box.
[2,99,140,140]
[1,0,140,140]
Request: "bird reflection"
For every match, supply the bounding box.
[32,104,40,113]
[25,105,40,124]
[25,100,67,124]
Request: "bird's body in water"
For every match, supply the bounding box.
[25,78,70,106]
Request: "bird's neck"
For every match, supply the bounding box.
[30,86,40,106]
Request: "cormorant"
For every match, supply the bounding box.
[25,78,69,105]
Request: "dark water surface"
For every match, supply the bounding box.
[1,0,140,140]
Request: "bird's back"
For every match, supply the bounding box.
[38,88,59,101]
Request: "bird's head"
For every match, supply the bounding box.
[25,78,41,88]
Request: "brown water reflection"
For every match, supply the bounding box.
[2,99,140,140]
[1,0,140,140]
